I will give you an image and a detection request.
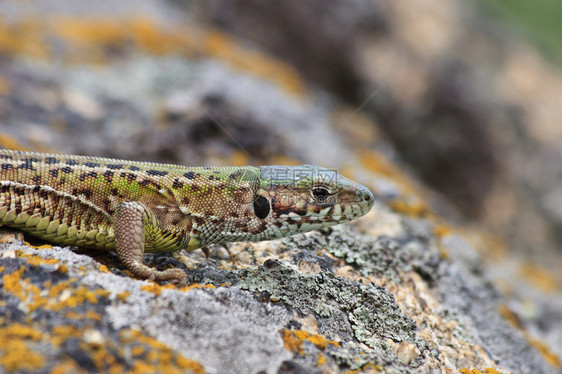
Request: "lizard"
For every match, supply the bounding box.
[0,149,374,284]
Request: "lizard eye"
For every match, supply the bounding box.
[311,187,331,202]
[253,195,270,219]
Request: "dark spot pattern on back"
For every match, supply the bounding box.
[79,172,98,181]
[107,164,124,170]
[84,162,100,168]
[61,167,73,174]
[2,163,13,171]
[172,179,183,189]
[184,171,195,180]
[66,159,79,166]
[45,157,60,164]
[104,170,114,182]
[129,166,140,171]
[17,159,36,170]
[49,169,59,178]
[78,189,93,199]
[147,170,168,177]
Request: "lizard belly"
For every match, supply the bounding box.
[0,181,115,250]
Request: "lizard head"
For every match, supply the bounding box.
[253,165,374,238]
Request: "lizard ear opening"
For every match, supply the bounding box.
[253,195,270,220]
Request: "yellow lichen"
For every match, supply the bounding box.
[50,325,83,347]
[0,75,9,95]
[343,362,383,374]
[281,329,339,355]
[50,359,88,374]
[140,283,166,296]
[528,336,561,368]
[179,283,216,292]
[519,263,559,294]
[316,353,327,367]
[0,340,45,372]
[203,29,305,95]
[459,369,504,374]
[0,16,304,95]
[23,242,53,250]
[120,329,204,374]
[0,134,26,151]
[117,291,131,302]
[98,264,111,273]
[0,17,50,59]
[130,16,194,55]
[498,305,561,368]
[51,286,111,310]
[387,199,431,218]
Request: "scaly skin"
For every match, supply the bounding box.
[0,149,374,284]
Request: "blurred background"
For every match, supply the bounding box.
[1,0,561,354]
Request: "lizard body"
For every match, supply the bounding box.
[0,149,374,283]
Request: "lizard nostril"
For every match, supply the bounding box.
[364,194,371,201]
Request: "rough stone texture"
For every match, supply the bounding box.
[0,1,561,373]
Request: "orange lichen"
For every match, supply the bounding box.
[18,252,60,267]
[0,17,50,59]
[528,336,562,368]
[2,266,37,302]
[343,362,383,374]
[140,283,166,296]
[499,305,561,368]
[0,340,45,372]
[459,368,503,374]
[117,291,131,302]
[120,329,204,374]
[63,310,102,321]
[0,323,44,342]
[96,264,110,273]
[50,359,87,374]
[359,149,414,188]
[316,353,327,367]
[141,281,215,296]
[50,325,83,346]
[23,242,53,250]
[282,329,339,355]
[267,155,300,166]
[130,16,194,55]
[433,223,453,238]
[204,29,305,95]
[52,17,126,47]
[0,75,9,95]
[231,150,250,167]
[0,324,46,372]
[387,199,431,218]
[2,272,111,313]
[1,16,304,95]
[0,134,26,151]
[519,263,559,293]
[179,283,216,292]
[52,286,111,310]
[282,329,304,355]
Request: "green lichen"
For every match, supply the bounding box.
[237,259,428,369]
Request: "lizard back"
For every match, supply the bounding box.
[0,149,259,251]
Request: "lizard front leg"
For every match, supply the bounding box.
[113,201,187,285]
